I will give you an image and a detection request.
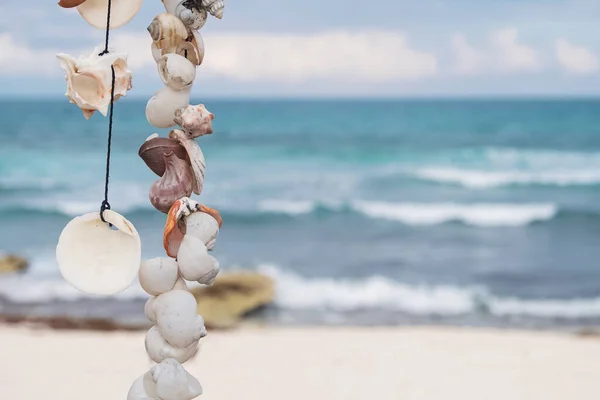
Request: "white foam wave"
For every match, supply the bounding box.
[352,201,557,227]
[259,265,600,319]
[258,200,316,215]
[413,167,600,189]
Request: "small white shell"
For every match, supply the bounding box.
[127,371,158,400]
[146,326,199,363]
[153,290,207,348]
[177,235,220,285]
[152,359,203,400]
[186,210,220,250]
[77,0,143,29]
[57,48,132,119]
[145,297,157,324]
[139,258,180,296]
[56,210,141,295]
[146,86,192,129]
[158,54,196,91]
[174,104,214,138]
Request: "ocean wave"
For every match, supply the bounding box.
[258,199,558,227]
[0,198,564,227]
[260,265,600,319]
[2,262,600,320]
[412,167,600,189]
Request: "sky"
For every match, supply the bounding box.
[0,0,599,97]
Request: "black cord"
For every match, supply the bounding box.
[98,0,114,224]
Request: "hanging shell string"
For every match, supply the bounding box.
[99,0,114,224]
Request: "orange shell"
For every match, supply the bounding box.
[163,200,223,257]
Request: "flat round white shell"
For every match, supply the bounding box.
[77,0,143,29]
[56,210,142,295]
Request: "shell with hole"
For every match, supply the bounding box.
[149,151,194,213]
[58,0,87,8]
[57,48,132,119]
[153,290,207,348]
[138,135,189,177]
[77,0,143,29]
[56,210,141,295]
[148,13,189,54]
[158,54,196,91]
[176,2,208,30]
[146,86,192,129]
[168,129,206,195]
[202,0,224,19]
[163,198,222,258]
[146,326,200,364]
[174,104,214,138]
[151,28,205,66]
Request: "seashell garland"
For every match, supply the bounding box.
[56,0,226,398]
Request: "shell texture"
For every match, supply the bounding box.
[77,0,143,29]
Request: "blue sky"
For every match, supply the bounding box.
[1,0,599,97]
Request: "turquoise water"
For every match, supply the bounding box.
[1,98,600,327]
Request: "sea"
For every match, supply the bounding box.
[1,98,600,329]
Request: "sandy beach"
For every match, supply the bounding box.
[0,325,598,400]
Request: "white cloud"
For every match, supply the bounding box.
[202,31,438,82]
[555,38,598,74]
[490,27,541,72]
[111,30,438,82]
[0,33,59,75]
[450,33,485,74]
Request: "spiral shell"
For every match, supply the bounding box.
[176,2,208,30]
[147,13,189,52]
[201,0,224,19]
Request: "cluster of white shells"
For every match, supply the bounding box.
[129,1,224,399]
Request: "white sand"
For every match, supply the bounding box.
[0,325,599,400]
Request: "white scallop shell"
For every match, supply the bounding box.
[139,258,180,296]
[146,326,199,363]
[146,86,192,129]
[153,290,207,348]
[158,54,196,91]
[152,359,203,400]
[56,210,141,295]
[177,234,220,285]
[77,0,143,29]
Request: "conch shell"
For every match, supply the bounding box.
[57,48,132,119]
[138,136,188,177]
[149,151,194,213]
[148,13,189,53]
[202,0,224,19]
[77,0,143,29]
[169,129,205,195]
[58,0,87,8]
[158,54,196,91]
[174,104,214,138]
[163,198,222,258]
[56,210,141,295]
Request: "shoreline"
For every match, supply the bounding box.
[1,324,600,400]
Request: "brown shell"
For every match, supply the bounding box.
[58,0,87,8]
[139,137,188,177]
